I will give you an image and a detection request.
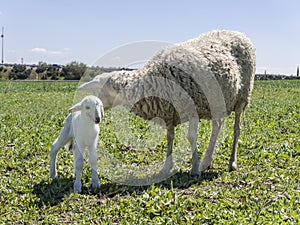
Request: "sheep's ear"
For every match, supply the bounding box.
[69,102,82,113]
[78,80,100,91]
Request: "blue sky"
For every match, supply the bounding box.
[1,0,299,74]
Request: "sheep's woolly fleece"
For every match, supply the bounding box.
[97,30,256,127]
[77,30,256,180]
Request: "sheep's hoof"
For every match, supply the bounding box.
[189,168,201,177]
[159,168,175,178]
[199,164,211,172]
[92,182,101,189]
[228,162,237,172]
[199,163,210,172]
[160,164,173,175]
[158,157,173,176]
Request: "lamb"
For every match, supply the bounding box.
[50,95,104,193]
[78,30,256,176]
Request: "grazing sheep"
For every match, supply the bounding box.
[78,30,256,176]
[50,95,104,193]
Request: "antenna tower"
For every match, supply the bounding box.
[1,27,4,65]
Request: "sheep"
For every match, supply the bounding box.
[50,95,104,193]
[78,30,256,176]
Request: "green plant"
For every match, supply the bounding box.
[0,80,299,224]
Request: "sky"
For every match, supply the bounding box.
[0,0,299,75]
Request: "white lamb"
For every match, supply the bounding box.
[78,30,256,176]
[50,95,104,193]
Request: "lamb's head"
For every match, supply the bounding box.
[69,95,104,124]
[78,72,119,110]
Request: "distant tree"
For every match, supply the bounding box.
[36,61,48,80]
[47,64,60,80]
[297,66,299,77]
[9,64,31,80]
[36,61,48,74]
[0,66,8,80]
[60,61,87,80]
[35,62,61,80]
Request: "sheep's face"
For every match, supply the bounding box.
[96,87,119,110]
[69,96,104,124]
[78,73,118,110]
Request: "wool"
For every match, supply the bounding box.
[79,30,256,175]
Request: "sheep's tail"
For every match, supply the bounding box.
[65,139,75,152]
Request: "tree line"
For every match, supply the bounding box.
[0,61,133,80]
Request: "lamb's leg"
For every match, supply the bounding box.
[161,127,174,174]
[88,143,100,189]
[188,117,200,176]
[50,126,72,179]
[228,111,241,171]
[199,119,223,172]
[74,144,84,193]
[50,141,60,179]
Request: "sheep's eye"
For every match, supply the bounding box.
[85,106,91,110]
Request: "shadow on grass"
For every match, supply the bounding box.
[160,170,220,189]
[32,170,220,206]
[32,176,74,207]
[91,170,221,199]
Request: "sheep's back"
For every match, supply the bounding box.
[111,30,255,125]
[142,30,255,119]
[182,30,256,111]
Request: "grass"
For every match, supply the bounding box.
[0,80,299,224]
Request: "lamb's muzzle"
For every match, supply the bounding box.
[95,116,100,124]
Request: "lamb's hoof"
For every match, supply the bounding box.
[73,182,82,193]
[228,162,237,172]
[50,169,58,179]
[50,174,58,180]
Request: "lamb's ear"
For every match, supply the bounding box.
[69,102,82,113]
[100,105,105,118]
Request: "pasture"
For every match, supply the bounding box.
[0,80,299,224]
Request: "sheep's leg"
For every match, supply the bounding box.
[50,127,72,179]
[229,111,241,171]
[188,118,200,176]
[199,119,223,172]
[88,143,100,189]
[161,127,174,174]
[74,144,84,193]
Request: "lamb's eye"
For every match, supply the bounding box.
[85,106,91,110]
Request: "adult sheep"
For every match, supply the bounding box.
[78,30,256,176]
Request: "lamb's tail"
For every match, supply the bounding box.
[65,139,75,151]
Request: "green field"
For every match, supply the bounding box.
[0,80,299,224]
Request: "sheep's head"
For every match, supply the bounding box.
[69,95,104,124]
[78,73,118,110]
